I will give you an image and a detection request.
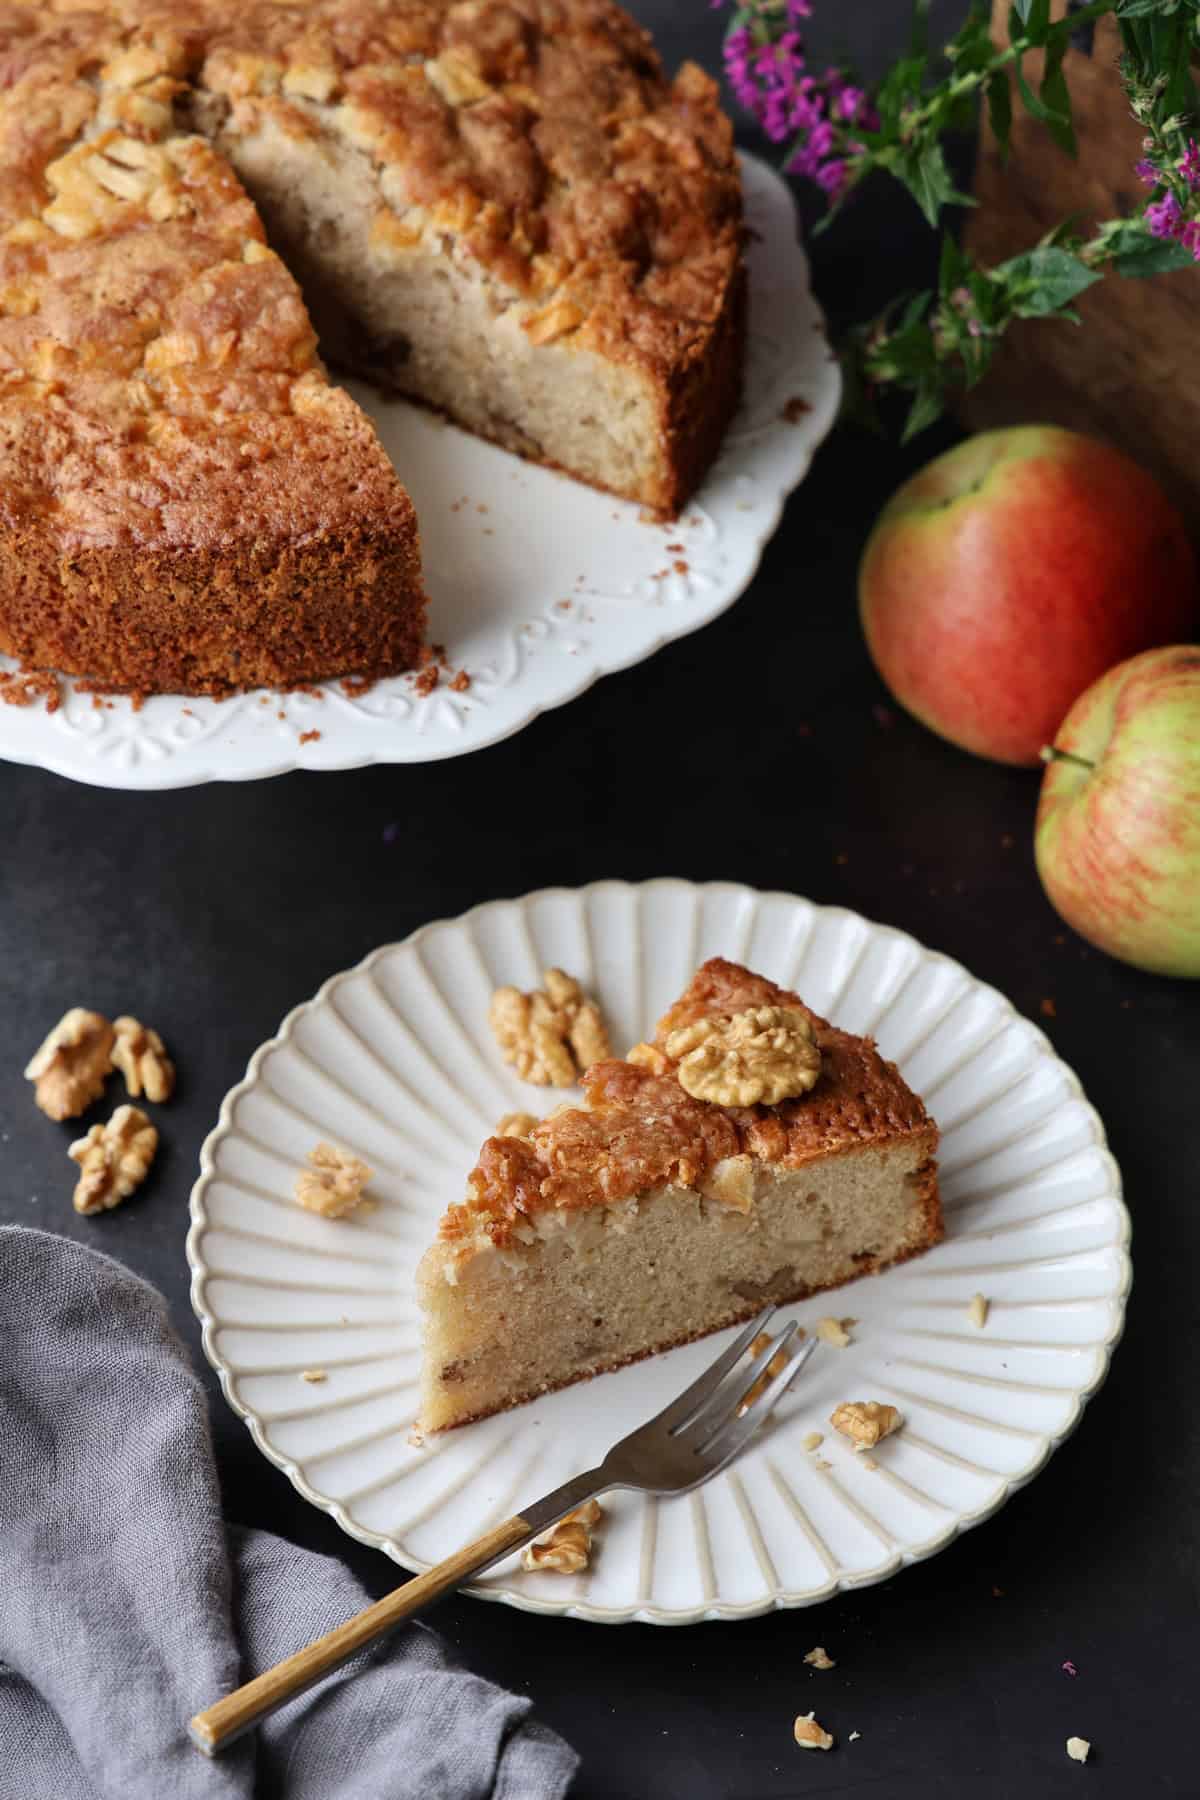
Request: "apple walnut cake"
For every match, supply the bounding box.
[416,959,942,1433]
[0,0,744,694]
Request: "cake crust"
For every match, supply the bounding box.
[440,958,940,1260]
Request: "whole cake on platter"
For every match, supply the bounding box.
[0,0,744,695]
[416,959,942,1434]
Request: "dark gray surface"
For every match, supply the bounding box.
[3,5,1197,1796]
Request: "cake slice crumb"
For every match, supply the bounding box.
[1066,1737,1090,1764]
[815,1317,855,1349]
[300,1368,327,1384]
[967,1292,989,1329]
[803,1646,835,1670]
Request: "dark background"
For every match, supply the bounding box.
[3,4,1196,1796]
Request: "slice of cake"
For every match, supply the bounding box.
[416,958,942,1433]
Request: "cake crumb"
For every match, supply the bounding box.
[802,1431,824,1452]
[1040,997,1057,1018]
[738,1329,797,1412]
[449,669,471,693]
[815,1317,854,1349]
[849,1730,860,1742]
[803,1646,835,1670]
[341,674,374,698]
[781,395,812,422]
[673,559,688,574]
[412,666,439,697]
[0,668,61,712]
[1066,1737,1090,1764]
[858,1454,878,1470]
[300,1368,327,1384]
[793,1712,833,1751]
[967,1293,989,1329]
[298,729,322,745]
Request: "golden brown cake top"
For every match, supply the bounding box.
[0,2,413,552]
[440,959,937,1256]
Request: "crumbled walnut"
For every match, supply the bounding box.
[295,1142,373,1218]
[664,1006,822,1107]
[830,1401,903,1449]
[793,1712,834,1751]
[489,970,611,1086]
[300,1368,328,1384]
[802,1431,824,1452]
[967,1292,989,1329]
[496,1111,539,1140]
[737,1328,799,1412]
[1066,1738,1090,1764]
[814,1316,854,1349]
[111,1016,175,1103]
[68,1105,157,1214]
[521,1499,603,1574]
[25,1009,115,1120]
[626,1040,670,1075]
[803,1646,835,1670]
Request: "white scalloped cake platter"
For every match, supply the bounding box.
[188,880,1130,1625]
[0,157,838,790]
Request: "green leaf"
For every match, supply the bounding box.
[901,381,947,442]
[1014,0,1052,46]
[1109,229,1195,276]
[987,70,1013,155]
[894,142,975,227]
[1039,36,1077,153]
[992,244,1102,314]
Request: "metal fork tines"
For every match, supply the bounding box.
[520,1306,816,1537]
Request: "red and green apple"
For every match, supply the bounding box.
[858,426,1197,767]
[1035,645,1200,978]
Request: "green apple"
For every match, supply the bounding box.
[1035,645,1200,976]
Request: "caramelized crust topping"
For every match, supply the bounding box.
[441,959,937,1255]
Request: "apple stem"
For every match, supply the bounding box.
[1040,745,1095,772]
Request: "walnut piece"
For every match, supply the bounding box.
[300,1369,328,1384]
[625,1040,670,1075]
[803,1646,836,1670]
[521,1499,603,1574]
[489,969,611,1087]
[112,1016,175,1103]
[25,1009,115,1120]
[496,1111,539,1140]
[793,1712,834,1751]
[295,1142,373,1218]
[815,1316,854,1350]
[802,1431,824,1452]
[830,1401,903,1449]
[1066,1738,1090,1764]
[68,1105,157,1214]
[967,1292,989,1329]
[664,1006,822,1107]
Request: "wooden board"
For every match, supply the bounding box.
[963,4,1200,518]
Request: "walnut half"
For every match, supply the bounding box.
[68,1105,157,1214]
[664,1006,822,1107]
[25,1009,115,1120]
[112,1016,175,1103]
[295,1143,373,1219]
[489,969,611,1087]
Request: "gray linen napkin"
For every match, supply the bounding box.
[0,1227,578,1800]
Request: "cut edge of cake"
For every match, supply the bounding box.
[415,958,942,1435]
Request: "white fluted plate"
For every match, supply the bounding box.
[0,156,838,790]
[187,880,1130,1624]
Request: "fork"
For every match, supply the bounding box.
[189,1305,814,1755]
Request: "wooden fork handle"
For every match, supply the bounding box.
[188,1514,531,1756]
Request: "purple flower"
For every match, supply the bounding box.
[787,0,812,17]
[835,85,866,122]
[1146,191,1183,238]
[815,157,847,197]
[1179,139,1200,188]
[1180,218,1200,259]
[1134,158,1159,187]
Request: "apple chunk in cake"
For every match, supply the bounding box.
[416,959,941,1434]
